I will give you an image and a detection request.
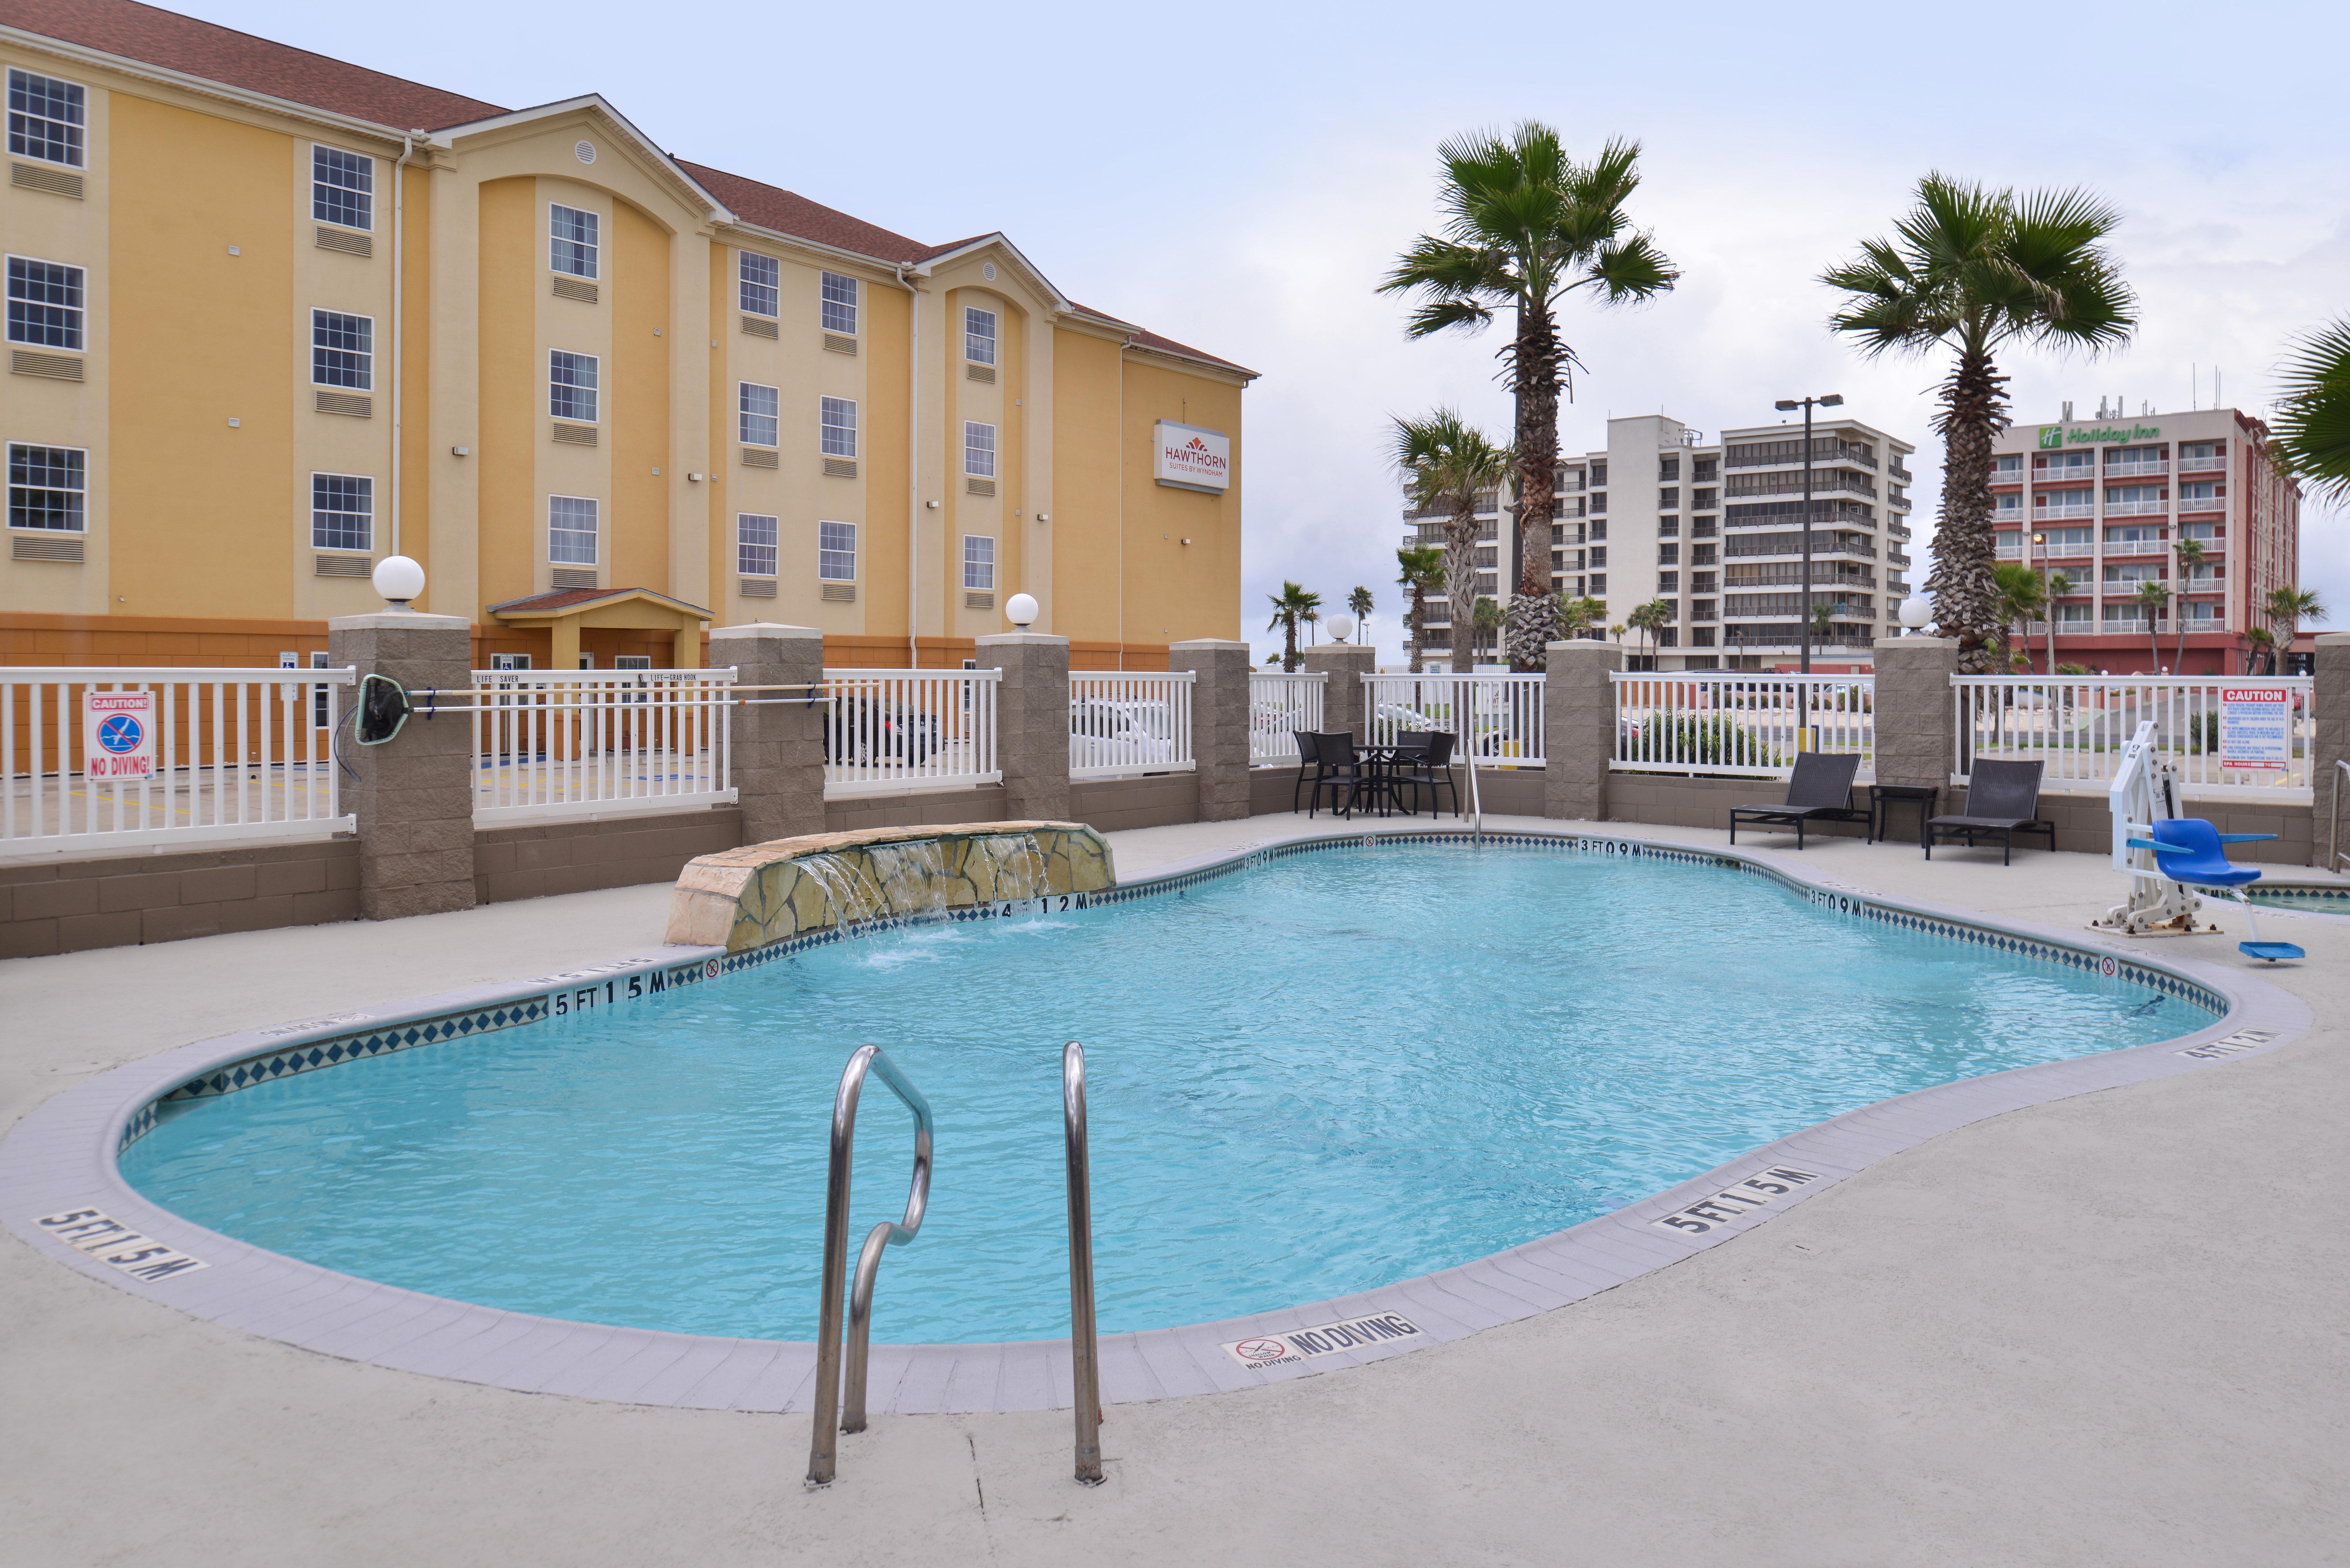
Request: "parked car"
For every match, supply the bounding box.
[824,697,939,766]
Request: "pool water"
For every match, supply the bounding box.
[122,844,2201,1344]
[2245,887,2350,914]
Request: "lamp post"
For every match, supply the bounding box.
[2031,530,2048,675]
[1773,392,1842,747]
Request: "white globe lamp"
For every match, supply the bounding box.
[1898,595,1934,635]
[1005,592,1039,629]
[373,555,427,610]
[1325,613,1354,644]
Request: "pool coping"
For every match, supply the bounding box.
[0,823,2314,1417]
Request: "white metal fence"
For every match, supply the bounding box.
[822,667,1000,797]
[3,666,354,855]
[1363,674,1546,762]
[1248,672,1325,764]
[1953,675,2314,799]
[1612,671,1876,779]
[472,668,736,823]
[1069,670,1195,779]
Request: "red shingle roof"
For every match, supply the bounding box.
[0,0,1253,379]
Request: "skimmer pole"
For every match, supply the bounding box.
[1063,1040,1104,1484]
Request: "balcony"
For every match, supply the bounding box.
[2179,455,2226,473]
[2032,500,2093,519]
[2104,498,2167,516]
[1889,494,1912,511]
[2104,458,2168,478]
[1889,464,1914,482]
[2036,540,2095,558]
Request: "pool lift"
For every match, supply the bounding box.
[2095,720,2303,962]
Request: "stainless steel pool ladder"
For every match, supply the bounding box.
[1063,1040,1104,1485]
[806,1044,933,1487]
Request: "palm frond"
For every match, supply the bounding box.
[2271,318,2350,503]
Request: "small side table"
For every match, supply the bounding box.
[1869,784,1939,847]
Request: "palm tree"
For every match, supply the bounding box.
[1392,410,1512,676]
[2043,569,2073,674]
[1556,593,1605,642]
[2132,579,2171,672]
[1822,175,2136,673]
[2171,538,2207,672]
[1395,546,1444,673]
[1626,599,1670,662]
[2266,585,2326,667]
[1266,581,1321,673]
[2271,318,2350,503]
[2241,625,2275,676]
[1992,562,2045,673]
[1348,585,1374,649]
[1470,596,1503,663]
[1381,124,1679,670]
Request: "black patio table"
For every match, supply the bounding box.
[1357,743,1431,817]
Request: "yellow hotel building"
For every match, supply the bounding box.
[0,0,1252,673]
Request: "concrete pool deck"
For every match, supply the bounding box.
[3,812,2344,1565]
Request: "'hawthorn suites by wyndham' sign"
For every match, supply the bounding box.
[1154,420,1231,492]
[2040,422,2162,448]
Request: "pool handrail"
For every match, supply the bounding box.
[1063,1040,1104,1485]
[807,1043,933,1486]
[2332,758,2349,874]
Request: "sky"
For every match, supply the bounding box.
[181,0,2350,667]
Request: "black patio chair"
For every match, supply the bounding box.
[1389,730,1461,819]
[1727,752,1867,850]
[1307,731,1375,819]
[1925,759,2055,864]
[1290,729,1325,813]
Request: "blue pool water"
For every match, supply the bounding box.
[122,844,2202,1344]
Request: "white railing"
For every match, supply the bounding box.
[1953,675,2314,799]
[2105,498,2167,516]
[2179,455,2226,473]
[3,666,354,856]
[2033,500,2094,518]
[1069,670,1195,780]
[1363,673,1546,762]
[1612,671,1874,779]
[1249,672,1326,764]
[822,667,999,797]
[2104,459,2169,478]
[472,668,736,824]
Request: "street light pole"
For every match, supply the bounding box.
[1773,392,1843,750]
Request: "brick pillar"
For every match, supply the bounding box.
[977,632,1070,822]
[1171,637,1251,822]
[1543,638,1621,821]
[1870,636,1960,792]
[328,612,476,920]
[2315,632,2350,864]
[1302,644,1374,744]
[710,622,826,847]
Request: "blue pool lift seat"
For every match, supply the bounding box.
[2128,818,2304,962]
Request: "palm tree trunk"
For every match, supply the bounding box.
[1926,345,2009,675]
[1504,304,1566,670]
[1283,618,1299,673]
[1445,499,1478,675]
[1407,584,1425,674]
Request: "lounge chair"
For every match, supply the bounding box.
[1925,759,2056,864]
[1306,732,1375,819]
[1389,730,1460,819]
[1727,752,1866,850]
[1290,729,1324,813]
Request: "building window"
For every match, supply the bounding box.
[1658,542,1679,564]
[1659,486,1679,509]
[7,442,83,531]
[736,512,777,577]
[550,351,599,422]
[549,495,598,564]
[2179,520,2221,542]
[820,396,857,457]
[8,69,84,167]
[491,653,532,671]
[550,204,599,279]
[310,309,373,389]
[1659,458,1680,481]
[2102,562,2163,585]
[1589,491,1606,514]
[739,381,779,447]
[310,473,373,552]
[962,534,995,591]
[965,306,998,365]
[1658,572,1679,593]
[819,520,857,581]
[1657,627,1678,648]
[1994,493,2021,515]
[310,146,373,230]
[822,272,858,335]
[1994,453,2024,476]
[2179,480,2224,504]
[7,256,83,349]
[2104,524,2164,548]
[1589,462,1607,486]
[739,252,779,317]
[1588,546,1607,569]
[1588,574,1606,595]
[964,420,996,478]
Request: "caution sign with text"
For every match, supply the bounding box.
[84,691,157,780]
[2219,687,2291,773]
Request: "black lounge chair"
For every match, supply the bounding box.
[1925,759,2056,864]
[1389,730,1461,819]
[1290,729,1324,813]
[1727,752,1867,850]
[1306,732,1376,818]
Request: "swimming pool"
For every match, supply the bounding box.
[117,840,2215,1346]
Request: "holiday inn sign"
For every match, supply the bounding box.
[2040,422,2162,448]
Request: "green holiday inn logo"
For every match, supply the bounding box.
[2039,422,2161,448]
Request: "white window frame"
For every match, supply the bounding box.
[738,381,779,448]
[820,396,857,458]
[8,67,86,169]
[818,520,857,582]
[548,494,600,565]
[7,253,85,351]
[962,533,996,591]
[2179,480,2225,502]
[310,144,374,232]
[6,440,87,532]
[491,653,533,672]
[965,305,998,365]
[615,655,653,669]
[549,350,600,424]
[549,203,600,280]
[821,272,858,335]
[739,251,780,318]
[309,471,375,553]
[309,307,375,390]
[963,419,997,478]
[736,512,778,578]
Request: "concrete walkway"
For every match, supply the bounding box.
[3,814,2344,1566]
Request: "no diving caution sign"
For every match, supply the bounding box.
[84,691,157,780]
[1222,1312,1422,1370]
